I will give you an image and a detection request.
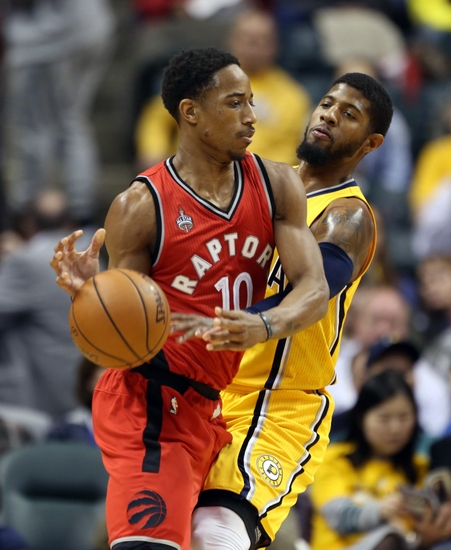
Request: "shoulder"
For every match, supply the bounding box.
[259,157,297,177]
[105,180,157,249]
[259,158,305,219]
[413,453,430,482]
[312,442,356,488]
[137,159,169,179]
[311,195,374,238]
[109,180,155,216]
[325,441,355,459]
[322,196,373,218]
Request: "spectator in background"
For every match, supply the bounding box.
[0,526,29,550]
[0,189,100,417]
[0,0,6,234]
[329,284,411,415]
[46,358,104,445]
[412,255,451,436]
[407,0,451,83]
[311,370,423,550]
[330,338,448,443]
[410,95,451,260]
[135,8,312,168]
[416,255,451,343]
[312,3,409,85]
[310,370,451,550]
[3,0,115,226]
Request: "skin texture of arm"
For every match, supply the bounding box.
[258,158,329,335]
[310,195,375,282]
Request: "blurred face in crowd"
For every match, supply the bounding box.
[351,351,416,394]
[418,257,451,313]
[352,287,410,347]
[362,393,416,457]
[228,10,278,74]
[367,355,415,389]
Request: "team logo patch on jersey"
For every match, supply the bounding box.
[127,490,167,528]
[257,454,283,487]
[176,207,193,233]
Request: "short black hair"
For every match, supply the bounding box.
[366,339,420,369]
[346,370,420,484]
[161,47,240,123]
[330,72,394,137]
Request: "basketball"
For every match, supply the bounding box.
[69,269,171,369]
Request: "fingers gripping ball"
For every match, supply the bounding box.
[69,269,171,369]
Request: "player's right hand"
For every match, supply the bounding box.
[50,228,105,297]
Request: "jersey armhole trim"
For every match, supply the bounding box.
[134,176,164,267]
[253,154,276,222]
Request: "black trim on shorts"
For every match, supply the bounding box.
[142,377,163,473]
[112,542,173,549]
[132,351,220,401]
[196,489,272,549]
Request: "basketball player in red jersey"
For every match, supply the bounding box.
[50,48,328,550]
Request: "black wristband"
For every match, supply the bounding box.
[257,312,272,342]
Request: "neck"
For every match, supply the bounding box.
[297,160,355,193]
[172,144,237,209]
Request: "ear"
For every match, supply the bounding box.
[179,98,198,125]
[363,133,384,154]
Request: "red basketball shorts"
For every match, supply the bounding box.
[92,368,231,550]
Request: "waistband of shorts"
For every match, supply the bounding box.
[131,364,220,401]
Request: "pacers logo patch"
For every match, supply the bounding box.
[257,454,283,487]
[127,490,167,528]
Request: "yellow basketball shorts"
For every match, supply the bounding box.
[201,386,334,543]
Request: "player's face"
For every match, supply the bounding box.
[297,83,372,165]
[196,65,257,161]
[362,394,416,457]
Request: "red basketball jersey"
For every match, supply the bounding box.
[136,152,275,390]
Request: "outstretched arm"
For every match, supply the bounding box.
[50,181,156,297]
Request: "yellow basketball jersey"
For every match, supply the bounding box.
[229,179,376,392]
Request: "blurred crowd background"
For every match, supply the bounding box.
[3,0,451,549]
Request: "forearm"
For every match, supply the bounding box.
[322,498,384,534]
[247,242,354,314]
[262,274,328,340]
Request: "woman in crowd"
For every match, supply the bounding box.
[310,370,427,550]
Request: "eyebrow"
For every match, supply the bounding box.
[224,91,253,99]
[322,94,362,115]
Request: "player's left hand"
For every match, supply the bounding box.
[171,308,269,351]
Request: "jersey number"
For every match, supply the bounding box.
[215,273,254,310]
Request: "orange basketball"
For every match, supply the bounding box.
[69,269,171,369]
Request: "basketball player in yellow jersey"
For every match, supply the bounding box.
[172,72,393,550]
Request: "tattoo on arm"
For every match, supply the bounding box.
[314,205,373,259]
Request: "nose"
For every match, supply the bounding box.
[321,105,338,126]
[244,102,257,125]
